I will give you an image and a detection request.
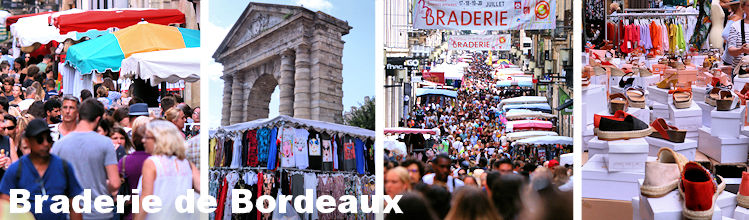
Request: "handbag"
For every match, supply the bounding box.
[117,155,132,213]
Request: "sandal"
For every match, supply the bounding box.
[706,87,722,107]
[735,84,749,105]
[619,70,635,88]
[649,118,687,143]
[609,93,629,114]
[626,86,647,108]
[657,71,678,89]
[583,66,592,88]
[717,89,737,111]
[670,87,693,109]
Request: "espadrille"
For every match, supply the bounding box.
[641,148,688,198]
[594,110,653,141]
[649,118,687,143]
[678,162,725,220]
[625,86,646,109]
[670,88,692,109]
[716,89,737,111]
[705,87,721,107]
[608,93,628,114]
[738,172,749,208]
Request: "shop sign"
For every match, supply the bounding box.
[448,34,510,51]
[423,72,445,84]
[413,0,556,30]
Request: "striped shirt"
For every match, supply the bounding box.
[728,20,749,67]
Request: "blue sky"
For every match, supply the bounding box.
[202,0,375,129]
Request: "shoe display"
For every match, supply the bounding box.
[641,148,688,198]
[594,110,653,140]
[625,86,646,108]
[670,87,693,109]
[608,93,628,114]
[657,70,678,89]
[678,162,725,219]
[649,118,687,143]
[716,89,736,111]
[619,70,635,88]
[583,66,592,88]
[736,84,749,105]
[738,171,749,208]
[705,87,721,107]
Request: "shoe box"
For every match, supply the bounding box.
[669,102,702,141]
[698,101,716,128]
[651,102,670,123]
[583,84,607,127]
[734,76,749,94]
[711,106,746,139]
[648,86,672,106]
[645,137,698,161]
[587,137,649,172]
[698,127,749,163]
[582,154,649,201]
[733,206,749,220]
[693,85,709,103]
[584,124,594,152]
[637,179,737,220]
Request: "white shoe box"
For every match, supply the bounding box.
[693,85,709,103]
[591,74,607,85]
[582,154,645,201]
[583,124,595,151]
[645,137,698,161]
[639,75,661,88]
[630,107,650,125]
[699,101,716,128]
[734,76,749,93]
[588,136,608,159]
[652,102,671,123]
[633,196,642,220]
[584,84,607,126]
[608,137,650,172]
[669,102,703,132]
[611,85,624,95]
[698,127,749,163]
[638,179,735,220]
[648,86,672,106]
[712,106,747,138]
[734,206,749,220]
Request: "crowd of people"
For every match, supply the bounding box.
[0,47,201,220]
[386,52,572,220]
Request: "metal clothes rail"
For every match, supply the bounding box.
[209,166,361,175]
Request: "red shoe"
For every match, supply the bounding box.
[649,118,686,143]
[679,162,725,219]
[738,171,749,208]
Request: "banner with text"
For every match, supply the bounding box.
[413,0,556,30]
[448,35,510,51]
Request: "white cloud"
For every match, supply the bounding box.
[295,0,333,12]
[200,20,231,80]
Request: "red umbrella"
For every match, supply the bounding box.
[6,11,55,28]
[53,9,185,34]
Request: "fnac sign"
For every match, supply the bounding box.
[535,1,550,20]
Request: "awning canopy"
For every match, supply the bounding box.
[384,127,438,135]
[65,22,199,74]
[499,96,548,108]
[505,131,558,141]
[503,103,552,113]
[415,88,457,98]
[6,11,54,28]
[506,120,553,132]
[515,136,573,145]
[53,9,185,34]
[212,115,375,140]
[120,48,199,86]
[10,9,83,47]
[505,110,557,120]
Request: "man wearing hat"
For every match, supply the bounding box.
[126,103,149,136]
[0,119,83,220]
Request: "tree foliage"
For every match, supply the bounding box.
[344,97,375,130]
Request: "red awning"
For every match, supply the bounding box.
[6,11,55,28]
[384,127,437,135]
[53,9,185,34]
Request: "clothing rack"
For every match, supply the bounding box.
[602,11,700,52]
[209,166,360,175]
[623,8,680,12]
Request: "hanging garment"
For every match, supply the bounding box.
[355,138,366,174]
[293,128,310,169]
[651,21,661,52]
[677,23,687,51]
[267,127,278,170]
[257,128,270,167]
[280,127,296,168]
[689,0,711,50]
[303,173,318,220]
[230,135,242,168]
[307,131,322,170]
[333,135,340,170]
[663,22,670,52]
[669,23,678,52]
[320,133,334,171]
[247,129,258,167]
[343,136,356,172]
[209,138,216,168]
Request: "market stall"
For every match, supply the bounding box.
[208,115,375,220]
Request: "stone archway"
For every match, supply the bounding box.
[213,2,351,125]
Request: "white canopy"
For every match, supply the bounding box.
[499,96,548,108]
[505,131,558,141]
[120,48,200,86]
[210,115,374,140]
[11,9,82,47]
[515,136,573,145]
[429,62,468,80]
[505,110,557,120]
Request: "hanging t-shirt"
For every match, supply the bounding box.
[293,128,309,169]
[246,129,259,167]
[321,133,334,171]
[307,130,322,170]
[280,127,295,168]
[354,138,366,174]
[267,127,278,170]
[230,135,243,168]
[677,24,686,52]
[256,127,270,167]
[366,139,375,174]
[342,136,356,172]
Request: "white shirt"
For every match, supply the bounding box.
[17,98,34,111]
[422,173,464,193]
